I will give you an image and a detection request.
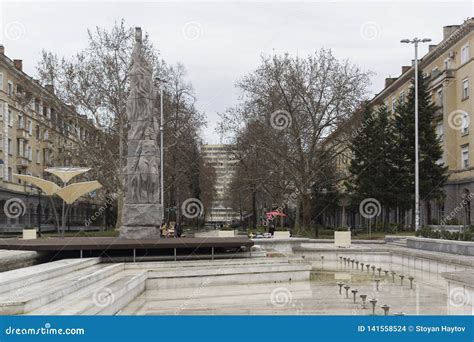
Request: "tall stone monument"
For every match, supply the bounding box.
[120,27,161,239]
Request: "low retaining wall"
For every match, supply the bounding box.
[252,238,310,254]
[0,250,45,272]
[442,271,474,315]
[407,237,474,256]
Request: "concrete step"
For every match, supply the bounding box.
[146,263,312,289]
[120,282,312,315]
[123,257,290,271]
[0,263,124,315]
[29,270,147,315]
[2,256,312,315]
[390,241,407,247]
[0,258,101,294]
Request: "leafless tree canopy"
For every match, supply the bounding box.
[36,20,215,227]
[219,50,371,228]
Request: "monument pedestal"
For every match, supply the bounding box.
[119,225,158,240]
[119,203,162,239]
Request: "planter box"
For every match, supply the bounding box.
[334,231,351,248]
[273,231,291,239]
[22,229,37,240]
[218,230,235,238]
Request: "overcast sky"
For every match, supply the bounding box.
[1,1,472,143]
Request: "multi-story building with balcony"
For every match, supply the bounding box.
[330,18,474,228]
[0,45,101,232]
[201,144,239,224]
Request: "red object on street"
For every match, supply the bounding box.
[265,210,288,220]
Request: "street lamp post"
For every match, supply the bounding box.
[154,77,166,223]
[401,37,431,231]
[160,84,165,223]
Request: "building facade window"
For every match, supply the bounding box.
[36,149,40,164]
[7,109,12,126]
[0,73,3,90]
[18,140,24,157]
[461,43,470,64]
[7,167,12,182]
[399,91,405,103]
[462,111,470,135]
[462,78,469,100]
[27,145,32,161]
[461,145,469,168]
[436,88,443,107]
[461,112,470,135]
[7,81,13,97]
[444,58,452,70]
[7,139,12,155]
[19,115,24,129]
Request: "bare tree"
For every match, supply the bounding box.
[219,50,371,229]
[36,20,211,228]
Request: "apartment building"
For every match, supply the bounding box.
[0,45,100,231]
[331,18,474,228]
[201,144,239,224]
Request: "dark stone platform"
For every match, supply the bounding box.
[0,237,253,252]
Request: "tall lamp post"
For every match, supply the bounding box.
[401,37,431,231]
[154,77,166,223]
[160,83,165,223]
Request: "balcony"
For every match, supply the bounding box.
[16,127,29,140]
[429,69,456,88]
[16,156,29,169]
